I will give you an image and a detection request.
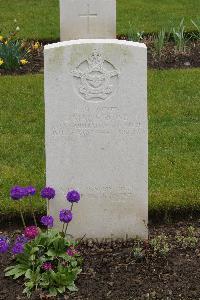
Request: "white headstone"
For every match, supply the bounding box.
[60,0,116,41]
[44,39,148,239]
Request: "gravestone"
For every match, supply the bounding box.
[60,0,116,41]
[44,39,148,239]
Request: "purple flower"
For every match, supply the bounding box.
[66,247,78,257]
[0,236,9,253]
[24,226,39,240]
[15,234,29,244]
[40,215,54,228]
[25,186,36,196]
[41,262,53,271]
[66,190,80,203]
[10,186,25,200]
[59,209,72,223]
[12,243,24,255]
[40,187,55,200]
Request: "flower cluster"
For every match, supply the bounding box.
[0,24,30,71]
[66,246,79,257]
[40,215,54,228]
[10,185,36,200]
[59,209,73,223]
[0,237,9,254]
[3,186,82,298]
[4,187,81,256]
[41,262,53,271]
[24,226,39,240]
[66,190,80,203]
[40,187,55,200]
[12,234,30,255]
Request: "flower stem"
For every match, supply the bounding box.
[64,203,73,236]
[19,203,26,229]
[64,223,69,236]
[29,198,38,227]
[47,200,50,215]
[62,223,65,233]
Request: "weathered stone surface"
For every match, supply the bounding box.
[60,0,116,40]
[44,39,148,239]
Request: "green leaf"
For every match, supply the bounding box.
[67,283,78,292]
[30,247,39,254]
[46,249,57,257]
[25,281,34,289]
[57,286,66,294]
[23,287,32,298]
[30,254,35,261]
[59,253,71,261]
[5,265,27,278]
[71,260,77,267]
[25,269,32,279]
[49,287,58,297]
[49,270,56,280]
[4,265,15,272]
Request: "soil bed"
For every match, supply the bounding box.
[1,221,200,299]
[0,40,199,76]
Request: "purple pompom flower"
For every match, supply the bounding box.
[40,187,55,200]
[10,186,25,200]
[12,243,25,255]
[40,215,54,228]
[0,236,9,253]
[41,262,53,271]
[66,190,80,203]
[24,226,39,240]
[25,186,36,196]
[59,209,73,223]
[15,234,29,244]
[66,247,78,257]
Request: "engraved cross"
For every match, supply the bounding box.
[79,3,97,34]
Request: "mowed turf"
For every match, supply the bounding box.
[0,69,199,216]
[0,0,200,40]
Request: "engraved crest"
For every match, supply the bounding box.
[72,50,119,102]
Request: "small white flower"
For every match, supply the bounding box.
[14,19,17,23]
[16,26,20,31]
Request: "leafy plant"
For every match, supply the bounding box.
[0,23,31,71]
[5,230,82,297]
[0,38,29,71]
[1,186,83,298]
[153,28,167,58]
[127,21,144,42]
[191,19,200,40]
[172,18,189,52]
[149,234,170,256]
[176,226,198,249]
[132,245,144,260]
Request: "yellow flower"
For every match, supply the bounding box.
[0,36,3,41]
[4,40,8,45]
[20,59,28,65]
[32,41,40,50]
[0,58,4,66]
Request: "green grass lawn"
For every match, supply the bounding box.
[0,69,199,217]
[0,0,199,40]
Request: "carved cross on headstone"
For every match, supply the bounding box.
[79,3,97,34]
[60,0,116,41]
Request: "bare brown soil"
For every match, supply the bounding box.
[1,221,200,299]
[0,40,199,76]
